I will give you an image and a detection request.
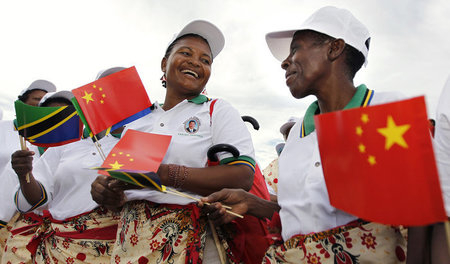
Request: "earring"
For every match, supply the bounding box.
[160,74,167,88]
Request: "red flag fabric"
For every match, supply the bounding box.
[100,129,171,176]
[314,96,446,226]
[71,66,151,135]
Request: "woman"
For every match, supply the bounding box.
[4,91,121,264]
[91,20,256,264]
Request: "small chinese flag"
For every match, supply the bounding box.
[99,129,171,178]
[71,66,151,135]
[315,96,446,226]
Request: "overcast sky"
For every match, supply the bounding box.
[1,0,449,168]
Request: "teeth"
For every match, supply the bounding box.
[181,69,198,78]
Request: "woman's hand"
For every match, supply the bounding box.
[90,175,129,212]
[11,150,34,180]
[199,188,251,225]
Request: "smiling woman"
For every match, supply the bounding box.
[90,20,267,264]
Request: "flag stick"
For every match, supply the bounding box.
[19,135,30,183]
[165,188,242,218]
[209,220,227,264]
[92,135,107,160]
[445,221,450,255]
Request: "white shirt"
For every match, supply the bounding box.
[278,89,405,240]
[124,96,255,205]
[0,120,39,223]
[15,135,119,220]
[435,74,450,216]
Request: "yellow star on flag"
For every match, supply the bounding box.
[361,113,369,123]
[82,91,94,104]
[367,155,376,165]
[109,161,124,170]
[356,126,363,136]
[377,115,411,150]
[358,143,366,153]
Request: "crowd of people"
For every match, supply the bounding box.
[0,5,449,264]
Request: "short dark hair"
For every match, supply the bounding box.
[18,89,46,103]
[295,30,365,79]
[164,33,211,59]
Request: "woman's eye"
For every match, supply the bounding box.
[202,59,211,65]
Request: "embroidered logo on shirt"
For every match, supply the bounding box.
[183,117,201,134]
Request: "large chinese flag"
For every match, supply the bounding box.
[315,96,446,226]
[96,129,172,189]
[71,66,151,135]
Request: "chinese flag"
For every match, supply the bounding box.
[99,129,171,177]
[315,96,446,226]
[72,66,151,135]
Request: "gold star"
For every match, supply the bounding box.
[109,161,124,170]
[112,154,116,157]
[93,84,97,89]
[361,114,369,124]
[99,87,103,91]
[358,143,366,153]
[119,152,123,155]
[368,155,376,165]
[377,115,411,150]
[356,126,363,136]
[82,91,94,104]
[102,94,106,98]
[129,158,134,162]
[100,100,104,104]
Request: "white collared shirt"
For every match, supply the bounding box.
[0,120,39,223]
[14,135,119,220]
[124,97,255,205]
[435,74,450,216]
[278,91,406,240]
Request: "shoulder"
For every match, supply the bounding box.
[371,90,408,105]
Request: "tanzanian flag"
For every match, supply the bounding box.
[94,168,166,192]
[15,100,83,147]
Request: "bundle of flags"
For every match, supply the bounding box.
[71,66,152,138]
[314,96,446,226]
[92,129,172,191]
[14,100,82,147]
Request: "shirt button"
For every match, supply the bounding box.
[92,153,96,155]
[315,161,321,167]
[160,123,164,127]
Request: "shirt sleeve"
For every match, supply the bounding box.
[210,99,256,170]
[14,146,63,212]
[435,74,450,217]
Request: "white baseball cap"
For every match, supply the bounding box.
[39,90,74,106]
[19,79,57,97]
[280,116,300,136]
[266,6,371,66]
[168,20,225,59]
[96,67,127,80]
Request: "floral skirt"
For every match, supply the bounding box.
[263,221,407,264]
[112,200,208,264]
[3,207,119,264]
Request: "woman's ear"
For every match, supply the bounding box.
[161,57,167,72]
[328,39,346,62]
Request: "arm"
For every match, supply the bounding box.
[158,163,254,196]
[199,188,280,225]
[11,150,45,206]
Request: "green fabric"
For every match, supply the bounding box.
[188,94,209,104]
[302,84,369,136]
[71,97,92,136]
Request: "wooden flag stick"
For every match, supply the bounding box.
[209,220,227,264]
[445,221,450,255]
[19,135,30,183]
[92,136,107,161]
[165,188,243,218]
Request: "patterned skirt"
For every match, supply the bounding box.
[112,200,208,264]
[262,221,407,264]
[3,207,119,264]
